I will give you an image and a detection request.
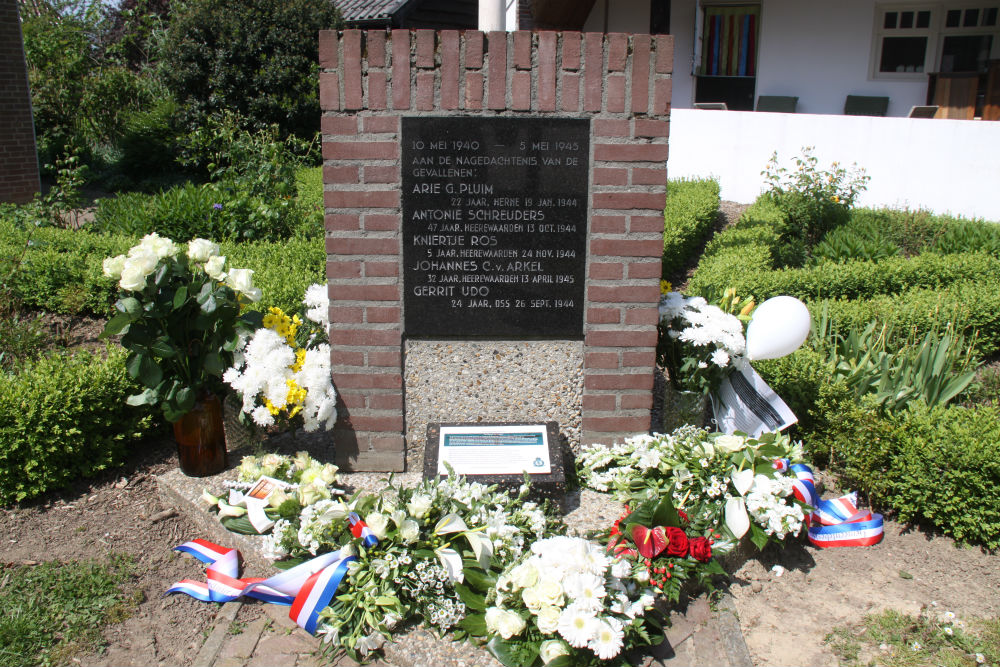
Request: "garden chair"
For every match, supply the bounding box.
[844,95,890,116]
[756,95,798,113]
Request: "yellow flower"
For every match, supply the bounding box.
[264,398,281,416]
[291,348,306,373]
[660,280,672,295]
[831,195,840,203]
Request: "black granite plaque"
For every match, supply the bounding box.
[402,116,589,338]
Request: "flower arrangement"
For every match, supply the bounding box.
[201,450,341,532]
[101,233,263,421]
[223,284,336,432]
[476,535,663,666]
[577,427,807,551]
[658,292,748,396]
[603,495,729,604]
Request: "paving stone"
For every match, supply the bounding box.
[254,632,317,656]
[214,658,246,667]
[217,617,268,660]
[246,652,298,667]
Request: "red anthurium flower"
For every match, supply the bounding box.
[631,525,667,559]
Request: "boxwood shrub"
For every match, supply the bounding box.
[661,178,719,278]
[816,398,1000,550]
[693,251,1000,303]
[0,347,157,504]
[0,221,324,316]
[815,279,1000,357]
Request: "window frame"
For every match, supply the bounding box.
[870,3,1000,80]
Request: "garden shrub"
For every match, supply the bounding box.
[817,399,1000,550]
[691,252,1000,303]
[0,347,156,504]
[159,0,342,139]
[224,237,326,315]
[0,222,325,317]
[661,178,720,278]
[754,346,829,436]
[816,280,1000,357]
[761,148,869,248]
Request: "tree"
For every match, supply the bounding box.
[159,0,342,140]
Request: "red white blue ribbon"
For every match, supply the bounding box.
[775,459,884,548]
[167,539,356,634]
[348,512,379,548]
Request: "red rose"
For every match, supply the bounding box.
[689,536,712,563]
[664,527,689,557]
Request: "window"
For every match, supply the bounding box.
[875,5,934,75]
[873,4,1000,78]
[700,5,760,77]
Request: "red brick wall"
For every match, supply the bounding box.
[321,29,672,470]
[0,0,40,204]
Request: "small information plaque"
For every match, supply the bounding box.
[423,422,566,500]
[437,424,551,476]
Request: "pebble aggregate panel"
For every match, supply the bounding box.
[403,340,583,472]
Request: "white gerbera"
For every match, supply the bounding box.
[557,604,598,648]
[589,617,625,659]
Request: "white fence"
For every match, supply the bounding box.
[667,109,1000,221]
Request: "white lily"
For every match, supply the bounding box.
[434,513,469,535]
[725,496,750,538]
[731,468,755,496]
[200,489,221,506]
[217,500,248,518]
[434,546,465,583]
[463,530,494,570]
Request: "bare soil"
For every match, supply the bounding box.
[0,438,219,666]
[728,480,1000,666]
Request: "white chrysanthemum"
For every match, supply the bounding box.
[303,283,330,329]
[711,348,731,367]
[557,604,598,648]
[589,617,625,659]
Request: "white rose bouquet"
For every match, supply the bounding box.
[101,233,263,421]
[474,535,662,665]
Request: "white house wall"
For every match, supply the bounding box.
[754,0,926,116]
[668,108,1000,220]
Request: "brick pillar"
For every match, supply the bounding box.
[0,0,41,204]
[320,30,673,469]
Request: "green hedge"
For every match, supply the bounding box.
[693,251,1000,303]
[0,347,156,504]
[815,398,1000,550]
[815,279,1000,357]
[661,178,720,278]
[0,221,324,316]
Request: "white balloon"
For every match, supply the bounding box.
[746,296,811,361]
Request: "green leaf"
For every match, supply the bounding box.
[203,352,224,376]
[652,497,681,528]
[374,596,399,607]
[220,516,261,535]
[116,296,141,316]
[200,294,217,314]
[486,635,537,667]
[101,313,132,338]
[749,523,769,551]
[458,613,487,637]
[453,582,486,611]
[149,338,177,358]
[175,387,196,413]
[271,557,307,571]
[546,657,574,667]
[462,567,498,592]
[125,388,158,406]
[173,285,189,310]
